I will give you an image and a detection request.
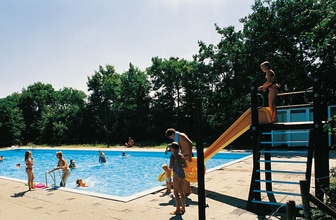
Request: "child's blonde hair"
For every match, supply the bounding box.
[162,164,168,168]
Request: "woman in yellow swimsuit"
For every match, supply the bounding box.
[52,151,70,187]
[25,150,34,191]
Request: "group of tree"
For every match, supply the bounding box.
[0,0,335,147]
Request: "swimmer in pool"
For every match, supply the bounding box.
[69,159,76,168]
[76,178,87,187]
[98,150,106,163]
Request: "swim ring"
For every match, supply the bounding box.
[157,170,173,182]
[183,157,206,183]
[157,173,166,182]
[35,183,46,188]
[24,182,46,188]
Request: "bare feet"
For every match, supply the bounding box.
[170,210,183,215]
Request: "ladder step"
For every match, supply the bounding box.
[257,169,306,175]
[255,179,300,185]
[258,159,306,164]
[251,200,286,206]
[260,141,308,144]
[262,131,309,135]
[253,190,301,197]
[259,150,307,155]
[251,200,303,209]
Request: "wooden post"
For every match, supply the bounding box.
[196,98,206,220]
[286,200,296,220]
[300,179,312,220]
[313,73,329,201]
[247,81,261,210]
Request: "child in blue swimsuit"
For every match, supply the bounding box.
[169,142,187,215]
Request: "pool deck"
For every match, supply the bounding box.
[0,148,335,220]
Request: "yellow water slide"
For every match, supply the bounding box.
[184,107,272,182]
[204,107,272,161]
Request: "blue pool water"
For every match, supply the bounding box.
[0,148,250,198]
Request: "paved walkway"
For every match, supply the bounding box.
[0,149,335,220]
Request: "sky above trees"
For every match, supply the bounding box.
[0,0,254,98]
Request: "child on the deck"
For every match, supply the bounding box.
[169,142,187,215]
[25,150,34,191]
[162,164,172,193]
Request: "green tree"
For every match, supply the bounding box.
[0,93,25,146]
[241,0,335,104]
[19,82,55,144]
[194,25,252,142]
[147,57,196,139]
[86,65,121,145]
[118,64,151,141]
[39,87,87,145]
[306,0,336,102]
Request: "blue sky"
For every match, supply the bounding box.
[0,0,254,98]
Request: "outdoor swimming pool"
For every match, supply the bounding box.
[0,148,251,200]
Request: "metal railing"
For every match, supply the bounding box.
[45,169,62,188]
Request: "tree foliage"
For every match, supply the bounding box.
[0,93,25,146]
[0,0,335,146]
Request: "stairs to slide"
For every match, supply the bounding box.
[247,122,314,214]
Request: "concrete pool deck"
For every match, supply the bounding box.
[0,149,335,220]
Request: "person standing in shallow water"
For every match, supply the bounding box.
[50,151,70,187]
[258,61,280,123]
[69,159,76,168]
[98,150,106,163]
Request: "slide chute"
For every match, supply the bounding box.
[185,107,272,182]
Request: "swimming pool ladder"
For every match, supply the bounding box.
[45,169,62,188]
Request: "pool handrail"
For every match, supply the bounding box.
[45,169,61,188]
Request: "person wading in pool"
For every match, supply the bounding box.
[98,150,107,163]
[165,128,193,195]
[169,142,187,215]
[50,151,70,187]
